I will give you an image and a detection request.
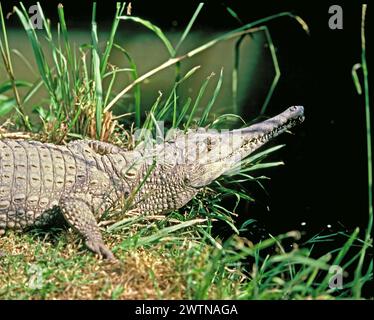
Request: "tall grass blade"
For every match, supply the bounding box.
[185,72,214,128]
[101,2,126,75]
[199,68,223,126]
[353,4,372,298]
[113,44,141,127]
[118,16,175,56]
[259,26,280,115]
[174,3,204,54]
[91,3,103,139]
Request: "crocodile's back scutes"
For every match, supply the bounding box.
[0,139,83,230]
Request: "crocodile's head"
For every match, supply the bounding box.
[128,106,304,214]
[158,105,305,187]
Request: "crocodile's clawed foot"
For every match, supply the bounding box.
[85,239,118,262]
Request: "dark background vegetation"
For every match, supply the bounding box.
[1,0,371,259]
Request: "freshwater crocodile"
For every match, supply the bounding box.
[0,106,304,260]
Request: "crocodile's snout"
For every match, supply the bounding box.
[286,105,305,123]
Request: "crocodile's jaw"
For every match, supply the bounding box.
[188,106,305,187]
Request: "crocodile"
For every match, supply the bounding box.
[0,106,304,260]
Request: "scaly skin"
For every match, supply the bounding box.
[0,106,304,260]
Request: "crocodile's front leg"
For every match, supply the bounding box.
[59,195,116,261]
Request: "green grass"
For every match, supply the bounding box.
[350,4,372,299]
[0,2,372,300]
